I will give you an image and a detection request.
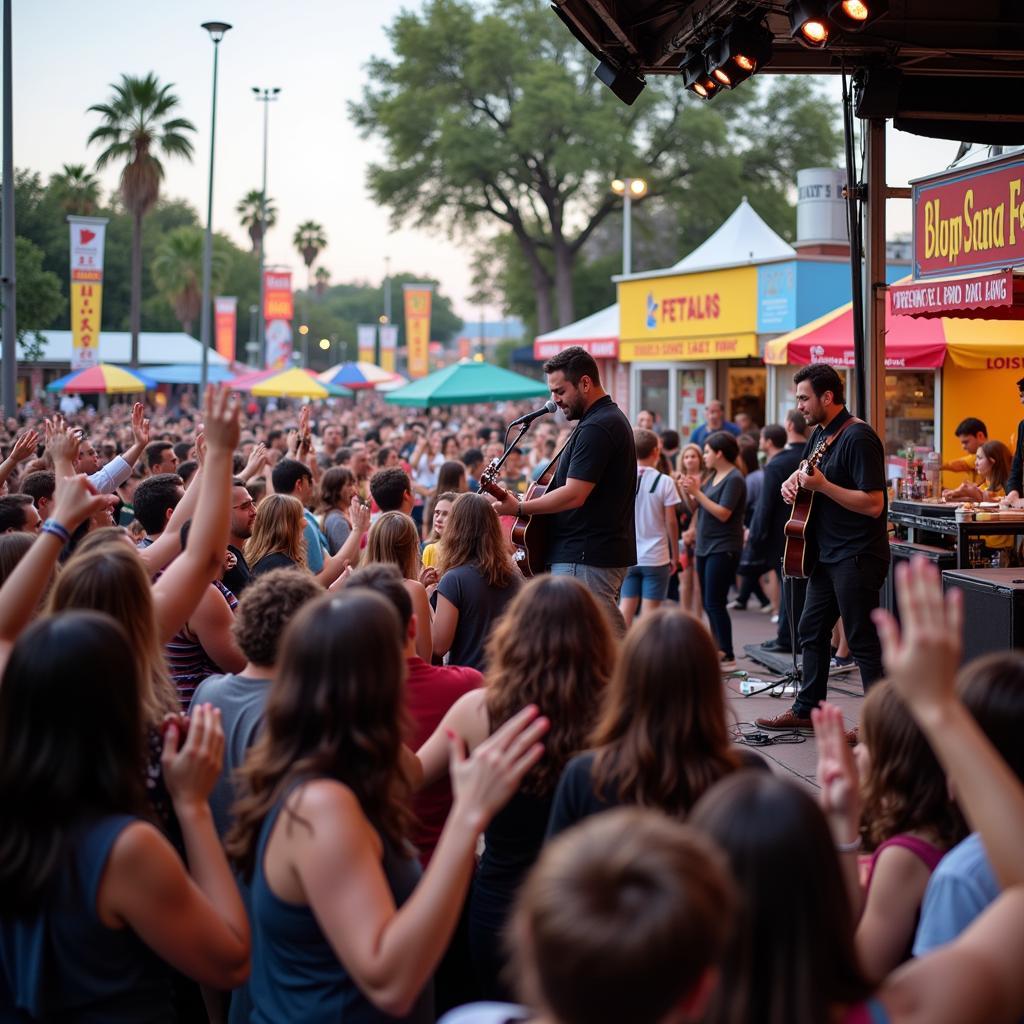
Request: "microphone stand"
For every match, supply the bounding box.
[485,421,531,483]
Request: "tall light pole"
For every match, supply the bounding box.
[1,0,17,416]
[253,86,280,368]
[199,21,231,397]
[610,177,648,276]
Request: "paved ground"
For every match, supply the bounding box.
[722,604,865,792]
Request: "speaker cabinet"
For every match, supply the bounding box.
[942,568,1024,665]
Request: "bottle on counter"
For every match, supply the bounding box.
[925,451,941,498]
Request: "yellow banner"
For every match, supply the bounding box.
[68,216,108,370]
[404,284,433,378]
[618,266,757,344]
[357,324,378,364]
[619,333,758,362]
[379,324,398,373]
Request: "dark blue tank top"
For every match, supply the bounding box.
[0,815,172,1022]
[249,782,432,1024]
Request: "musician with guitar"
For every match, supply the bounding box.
[757,364,890,735]
[486,346,636,634]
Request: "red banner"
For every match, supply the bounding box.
[913,152,1024,279]
[534,338,618,359]
[890,271,1014,317]
[263,270,293,370]
[214,296,237,360]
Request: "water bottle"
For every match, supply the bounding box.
[925,451,941,499]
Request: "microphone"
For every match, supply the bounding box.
[509,400,557,427]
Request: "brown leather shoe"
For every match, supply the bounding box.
[755,709,814,734]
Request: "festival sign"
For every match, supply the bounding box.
[403,283,433,378]
[912,152,1024,280]
[890,271,1015,317]
[618,267,757,358]
[263,270,294,369]
[357,324,378,364]
[214,296,237,360]
[67,216,109,370]
[379,324,398,373]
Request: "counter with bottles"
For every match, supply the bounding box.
[888,499,1024,568]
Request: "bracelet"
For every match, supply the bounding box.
[517,498,524,519]
[41,519,71,545]
[835,836,861,854]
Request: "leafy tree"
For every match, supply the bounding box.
[49,164,101,217]
[88,73,196,366]
[314,265,331,297]
[151,226,228,334]
[293,220,327,287]
[352,0,840,333]
[10,237,65,359]
[236,189,277,255]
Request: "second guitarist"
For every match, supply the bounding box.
[758,363,890,736]
[491,346,636,635]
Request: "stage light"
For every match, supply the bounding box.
[827,0,890,30]
[680,48,718,99]
[787,0,830,47]
[704,19,773,89]
[594,59,645,106]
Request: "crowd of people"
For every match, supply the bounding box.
[0,353,1023,1023]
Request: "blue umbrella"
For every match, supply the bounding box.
[144,364,238,385]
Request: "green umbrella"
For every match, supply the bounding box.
[384,359,548,407]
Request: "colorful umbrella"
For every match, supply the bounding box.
[384,359,549,407]
[317,361,401,390]
[145,364,238,385]
[249,367,352,399]
[46,363,157,394]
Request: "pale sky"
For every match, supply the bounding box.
[8,1,958,323]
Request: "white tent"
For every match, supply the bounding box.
[671,197,796,273]
[15,331,230,366]
[534,303,619,358]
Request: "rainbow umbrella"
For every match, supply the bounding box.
[46,363,157,394]
[250,367,352,399]
[317,361,400,390]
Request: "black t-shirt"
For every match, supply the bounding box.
[436,563,521,671]
[695,469,746,557]
[250,551,301,577]
[223,544,252,597]
[546,396,637,567]
[803,408,890,564]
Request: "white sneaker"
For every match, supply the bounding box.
[829,656,857,674]
[770,614,780,624]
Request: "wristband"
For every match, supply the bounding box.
[835,836,861,854]
[41,519,71,545]
[517,498,524,519]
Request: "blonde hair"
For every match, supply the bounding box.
[46,545,177,726]
[364,511,420,580]
[245,493,307,569]
[437,492,517,588]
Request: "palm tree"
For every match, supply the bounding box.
[314,265,331,297]
[293,220,327,287]
[49,164,101,216]
[151,226,228,335]
[88,73,195,367]
[236,190,277,255]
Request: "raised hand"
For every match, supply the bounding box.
[7,430,40,465]
[419,565,439,589]
[46,423,82,466]
[872,557,961,718]
[131,401,151,447]
[812,703,861,842]
[448,705,548,831]
[161,703,225,810]
[349,495,370,535]
[241,441,268,480]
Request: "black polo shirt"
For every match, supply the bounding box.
[546,395,637,568]
[804,408,889,564]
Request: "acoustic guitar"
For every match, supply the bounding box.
[479,442,567,578]
[782,417,861,579]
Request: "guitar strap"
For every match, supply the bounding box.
[809,415,864,467]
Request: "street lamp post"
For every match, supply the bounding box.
[1,0,17,417]
[610,177,648,276]
[253,86,281,369]
[199,21,231,398]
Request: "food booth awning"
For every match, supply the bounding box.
[533,304,618,360]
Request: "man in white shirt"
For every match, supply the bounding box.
[619,428,681,629]
[49,402,151,496]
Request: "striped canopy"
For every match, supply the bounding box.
[46,363,157,394]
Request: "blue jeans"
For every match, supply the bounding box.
[621,563,673,601]
[549,563,628,636]
[695,551,739,659]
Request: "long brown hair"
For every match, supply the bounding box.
[979,438,1012,492]
[227,590,413,878]
[423,491,457,545]
[364,511,420,580]
[46,545,177,726]
[438,491,516,588]
[591,608,740,817]
[317,466,355,518]
[485,576,612,795]
[678,442,710,482]
[858,680,965,852]
[245,493,307,569]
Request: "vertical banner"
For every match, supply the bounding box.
[356,324,378,365]
[67,216,108,370]
[263,269,294,369]
[379,324,398,373]
[403,283,433,379]
[214,296,238,361]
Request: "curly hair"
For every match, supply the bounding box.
[232,568,321,667]
[437,492,517,589]
[364,511,420,580]
[245,494,307,570]
[590,608,739,818]
[484,575,613,795]
[227,590,414,879]
[858,681,966,853]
